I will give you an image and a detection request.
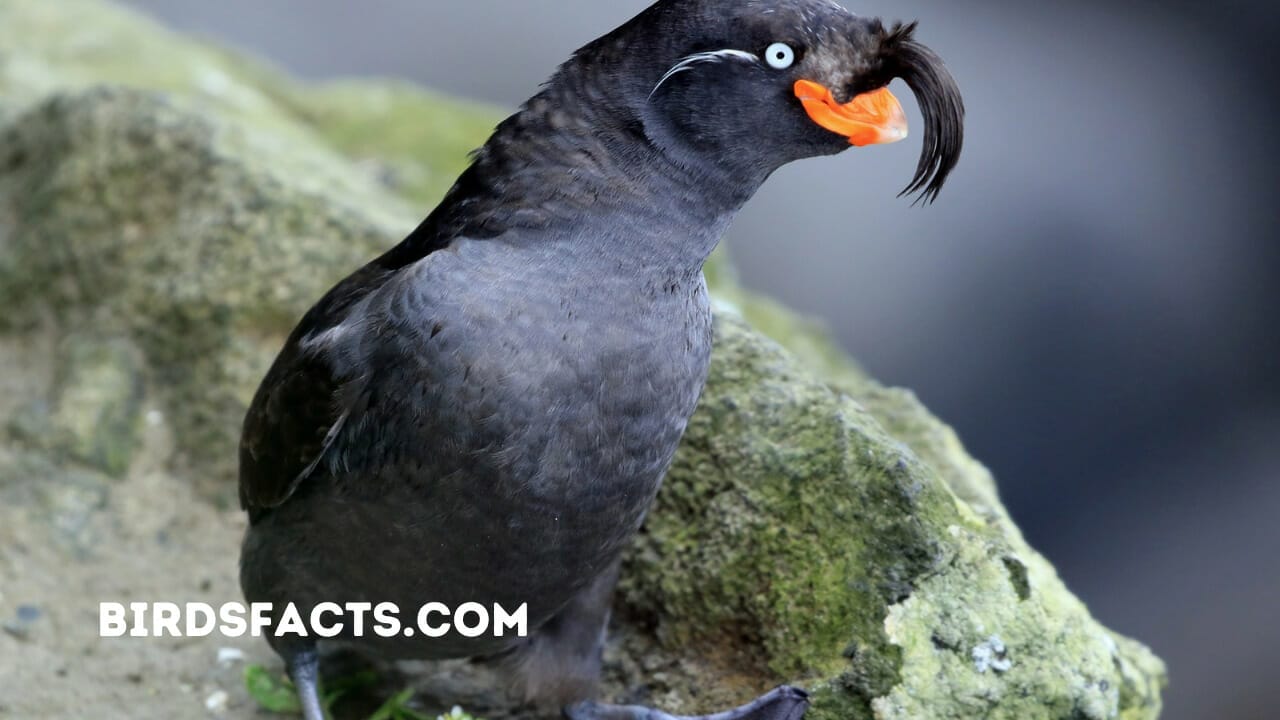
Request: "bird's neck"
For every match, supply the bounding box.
[390,72,767,279]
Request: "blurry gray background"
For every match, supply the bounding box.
[115,1,1280,718]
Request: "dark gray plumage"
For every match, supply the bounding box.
[238,1,963,719]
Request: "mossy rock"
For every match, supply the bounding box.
[0,0,1166,717]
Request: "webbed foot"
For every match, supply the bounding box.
[564,686,808,720]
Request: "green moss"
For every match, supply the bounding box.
[289,81,499,207]
[624,309,1164,719]
[0,88,411,490]
[624,315,960,714]
[0,0,492,212]
[0,0,323,141]
[5,335,143,478]
[50,336,145,476]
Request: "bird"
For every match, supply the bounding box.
[237,1,963,719]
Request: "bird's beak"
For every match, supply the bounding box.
[794,79,908,147]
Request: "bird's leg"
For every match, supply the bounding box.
[287,647,328,720]
[564,686,809,720]
[496,561,621,708]
[499,562,808,720]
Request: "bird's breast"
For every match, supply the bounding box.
[386,252,715,559]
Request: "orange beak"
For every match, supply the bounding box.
[794,79,909,147]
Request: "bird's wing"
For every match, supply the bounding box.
[237,265,389,516]
[238,342,350,513]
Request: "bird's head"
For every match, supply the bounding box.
[595,0,964,203]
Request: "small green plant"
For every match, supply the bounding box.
[244,665,302,714]
[244,665,477,720]
[367,688,429,720]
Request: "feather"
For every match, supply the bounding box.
[649,49,760,100]
[881,22,965,204]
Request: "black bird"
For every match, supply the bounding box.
[238,1,963,719]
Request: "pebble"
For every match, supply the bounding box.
[972,635,1013,674]
[2,604,42,640]
[216,647,245,666]
[204,689,229,713]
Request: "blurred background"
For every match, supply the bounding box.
[112,1,1280,718]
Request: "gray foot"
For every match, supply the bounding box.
[287,648,327,720]
[564,686,808,720]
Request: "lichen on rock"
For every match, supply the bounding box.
[0,1,1166,718]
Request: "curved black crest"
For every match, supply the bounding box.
[881,22,965,204]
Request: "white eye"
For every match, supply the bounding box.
[765,42,796,70]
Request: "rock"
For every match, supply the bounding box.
[0,0,1166,718]
[620,314,1166,720]
[0,448,111,556]
[205,688,230,714]
[2,604,43,641]
[46,336,144,477]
